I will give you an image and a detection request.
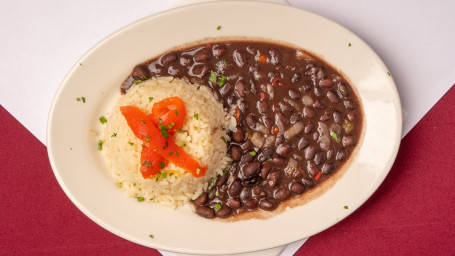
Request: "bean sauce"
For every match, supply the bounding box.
[121,41,363,219]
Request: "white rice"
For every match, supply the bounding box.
[102,77,233,207]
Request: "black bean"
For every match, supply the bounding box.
[327,148,336,160]
[231,127,244,143]
[263,116,273,128]
[193,48,211,62]
[267,170,281,187]
[132,65,149,80]
[235,79,245,98]
[167,65,184,76]
[219,82,232,96]
[292,166,305,179]
[290,182,305,194]
[290,113,301,124]
[259,198,277,211]
[189,64,209,78]
[291,73,301,84]
[196,206,215,219]
[179,54,193,66]
[147,62,165,75]
[260,162,272,180]
[246,45,257,55]
[348,112,356,121]
[233,49,247,67]
[271,156,288,167]
[240,152,254,165]
[336,150,347,161]
[314,87,324,97]
[307,161,318,176]
[298,138,309,150]
[313,99,325,109]
[314,152,324,166]
[313,132,319,141]
[276,143,291,157]
[274,187,291,201]
[216,205,232,218]
[319,79,333,88]
[344,100,355,110]
[327,90,340,104]
[321,163,335,175]
[302,177,315,188]
[338,83,350,97]
[240,140,254,151]
[229,146,241,161]
[240,187,252,202]
[216,173,228,187]
[160,52,177,65]
[275,112,287,133]
[212,44,227,58]
[230,163,240,175]
[304,122,313,134]
[244,199,258,209]
[193,193,208,206]
[228,178,242,196]
[226,95,235,106]
[275,134,284,146]
[316,69,327,79]
[242,161,261,178]
[269,49,281,65]
[227,198,241,208]
[257,101,268,114]
[342,135,355,147]
[303,106,315,118]
[237,98,248,113]
[333,111,343,123]
[289,89,301,99]
[253,186,268,198]
[279,101,294,116]
[246,113,256,128]
[320,114,330,122]
[305,145,317,160]
[257,148,273,162]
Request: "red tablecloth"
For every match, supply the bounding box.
[1,85,454,255]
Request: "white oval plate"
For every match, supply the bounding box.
[47,1,402,254]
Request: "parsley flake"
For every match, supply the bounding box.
[175,110,179,116]
[111,133,117,137]
[142,161,152,167]
[218,74,227,87]
[214,203,221,210]
[176,141,186,147]
[216,25,222,30]
[348,42,352,47]
[137,197,145,202]
[249,151,257,156]
[133,80,142,84]
[221,136,227,143]
[159,162,165,169]
[149,234,154,239]
[330,131,339,142]
[209,70,217,83]
[145,135,150,142]
[344,205,349,209]
[387,71,391,76]
[128,142,134,146]
[194,113,199,120]
[99,116,107,124]
[174,129,184,133]
[208,176,218,190]
[149,97,154,102]
[196,168,201,174]
[97,140,103,151]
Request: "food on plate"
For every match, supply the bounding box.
[102,77,231,207]
[119,40,363,218]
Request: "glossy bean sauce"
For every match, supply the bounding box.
[121,40,363,219]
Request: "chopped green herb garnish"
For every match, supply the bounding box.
[162,172,167,179]
[216,25,222,30]
[175,110,179,116]
[145,135,150,142]
[208,176,218,190]
[209,70,217,83]
[176,141,186,147]
[133,183,136,186]
[169,173,174,176]
[330,131,339,142]
[141,118,146,124]
[259,181,266,186]
[99,116,107,124]
[196,168,201,174]
[149,234,154,239]
[116,182,122,188]
[214,203,221,210]
[194,113,199,120]
[175,151,180,156]
[76,98,80,101]
[97,140,103,151]
[141,74,149,80]
[82,97,86,103]
[159,124,170,139]
[169,152,173,156]
[222,168,229,176]
[133,80,142,84]
[149,97,154,102]
[348,42,352,47]
[137,197,145,202]
[221,59,227,65]
[174,129,184,133]
[267,157,272,162]
[142,161,152,167]
[79,63,83,66]
[215,190,219,196]
[387,71,391,76]
[128,142,134,146]
[344,205,349,209]
[168,122,175,129]
[159,162,165,169]
[249,151,257,156]
[155,175,159,182]
[218,74,227,87]
[111,133,117,137]
[221,136,227,143]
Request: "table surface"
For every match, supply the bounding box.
[1,0,455,255]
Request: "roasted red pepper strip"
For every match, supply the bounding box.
[150,97,186,134]
[120,106,207,177]
[140,146,167,178]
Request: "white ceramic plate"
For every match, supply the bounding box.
[47,1,402,254]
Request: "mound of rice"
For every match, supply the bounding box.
[102,77,233,207]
